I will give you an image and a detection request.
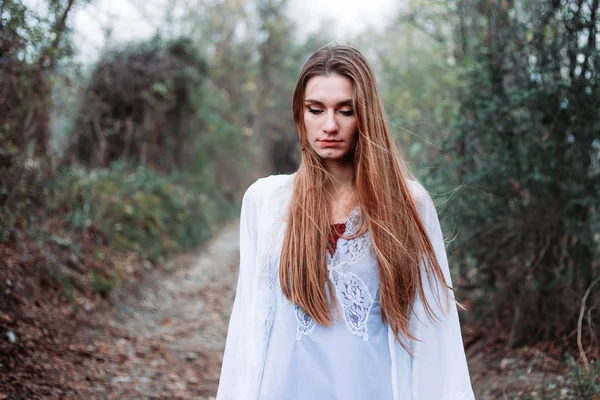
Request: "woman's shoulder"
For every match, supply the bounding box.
[244,173,295,203]
[405,178,438,221]
[405,179,431,204]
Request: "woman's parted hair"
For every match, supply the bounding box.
[279,44,448,347]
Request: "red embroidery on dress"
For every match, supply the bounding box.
[328,223,347,254]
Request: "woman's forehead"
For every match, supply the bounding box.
[304,75,354,105]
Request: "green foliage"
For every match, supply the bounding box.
[0,155,52,239]
[66,36,209,171]
[359,25,461,167]
[47,162,220,260]
[91,269,117,297]
[1,0,257,304]
[563,355,600,399]
[439,0,600,344]
[0,0,77,62]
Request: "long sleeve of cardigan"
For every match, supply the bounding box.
[217,182,259,400]
[410,183,475,400]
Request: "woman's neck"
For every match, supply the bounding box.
[324,159,356,223]
[324,159,354,196]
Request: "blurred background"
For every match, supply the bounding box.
[1,0,599,398]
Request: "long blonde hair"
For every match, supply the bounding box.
[279,44,448,346]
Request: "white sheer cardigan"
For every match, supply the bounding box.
[217,174,475,400]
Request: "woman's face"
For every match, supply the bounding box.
[303,74,358,163]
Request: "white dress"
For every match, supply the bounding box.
[217,174,475,400]
[259,207,393,400]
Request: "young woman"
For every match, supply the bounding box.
[217,45,474,400]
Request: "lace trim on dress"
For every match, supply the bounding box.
[294,304,316,339]
[293,207,375,341]
[330,269,373,341]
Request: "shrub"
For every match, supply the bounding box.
[47,161,222,260]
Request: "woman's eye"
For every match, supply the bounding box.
[340,110,354,116]
[308,107,323,115]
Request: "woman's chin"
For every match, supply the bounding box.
[319,151,343,159]
[318,150,353,163]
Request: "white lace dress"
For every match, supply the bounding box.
[259,208,394,400]
[217,174,475,400]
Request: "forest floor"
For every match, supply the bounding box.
[0,222,584,399]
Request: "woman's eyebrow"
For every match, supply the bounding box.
[304,99,353,107]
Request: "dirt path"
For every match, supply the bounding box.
[65,221,566,400]
[81,221,240,399]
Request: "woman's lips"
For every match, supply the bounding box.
[319,139,342,147]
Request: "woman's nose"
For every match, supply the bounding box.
[323,111,339,133]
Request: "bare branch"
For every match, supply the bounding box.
[37,0,76,69]
[578,275,600,372]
